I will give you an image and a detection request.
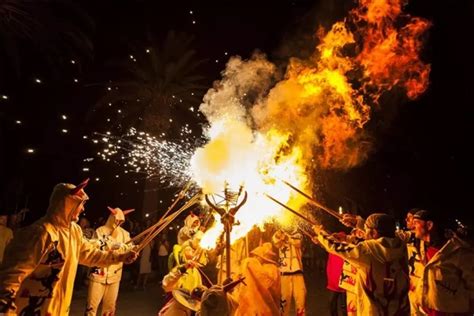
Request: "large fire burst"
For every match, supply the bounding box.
[96,0,431,249]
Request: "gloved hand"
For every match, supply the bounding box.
[110,242,122,250]
[340,214,358,227]
[120,249,138,264]
[312,224,324,235]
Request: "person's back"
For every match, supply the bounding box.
[314,213,410,316]
[356,237,410,315]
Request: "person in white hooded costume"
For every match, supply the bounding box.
[0,179,137,316]
[85,206,135,316]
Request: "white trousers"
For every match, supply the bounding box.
[85,281,120,316]
[281,274,306,316]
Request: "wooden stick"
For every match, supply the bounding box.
[264,194,318,226]
[136,194,201,252]
[128,182,192,244]
[280,179,342,219]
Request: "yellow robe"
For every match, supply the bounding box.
[234,256,281,316]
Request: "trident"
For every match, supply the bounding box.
[205,184,248,283]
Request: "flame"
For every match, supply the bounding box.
[193,0,430,249]
[193,120,308,249]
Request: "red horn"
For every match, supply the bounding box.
[123,209,135,215]
[107,206,117,215]
[71,178,90,195]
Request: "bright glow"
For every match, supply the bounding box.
[27,148,34,153]
[35,78,41,84]
[62,129,68,133]
[145,213,149,218]
[1,95,8,100]
[16,120,22,125]
[146,49,150,53]
[94,127,198,187]
[74,79,78,83]
[61,115,67,120]
[71,60,76,64]
[95,177,100,181]
[339,206,343,214]
[83,168,90,172]
[195,120,308,249]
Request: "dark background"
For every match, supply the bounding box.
[1,0,472,227]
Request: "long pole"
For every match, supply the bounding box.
[265,194,318,226]
[136,194,201,252]
[225,222,231,280]
[280,180,342,219]
[128,183,191,244]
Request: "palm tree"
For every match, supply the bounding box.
[0,0,94,83]
[90,30,207,135]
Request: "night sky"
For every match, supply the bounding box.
[1,0,473,227]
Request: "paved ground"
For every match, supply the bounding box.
[70,268,332,315]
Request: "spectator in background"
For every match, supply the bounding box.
[157,234,170,279]
[79,216,94,240]
[75,216,95,289]
[0,213,13,264]
[135,240,153,290]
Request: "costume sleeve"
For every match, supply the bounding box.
[289,233,303,248]
[396,230,414,243]
[316,229,369,266]
[78,234,126,267]
[162,266,185,292]
[0,225,50,313]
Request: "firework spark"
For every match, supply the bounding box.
[93,126,204,187]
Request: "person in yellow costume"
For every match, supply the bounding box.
[0,179,137,316]
[159,231,207,316]
[85,206,135,316]
[0,214,13,265]
[234,242,281,316]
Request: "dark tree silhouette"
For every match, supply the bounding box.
[90,30,207,135]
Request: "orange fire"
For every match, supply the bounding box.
[194,0,430,249]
